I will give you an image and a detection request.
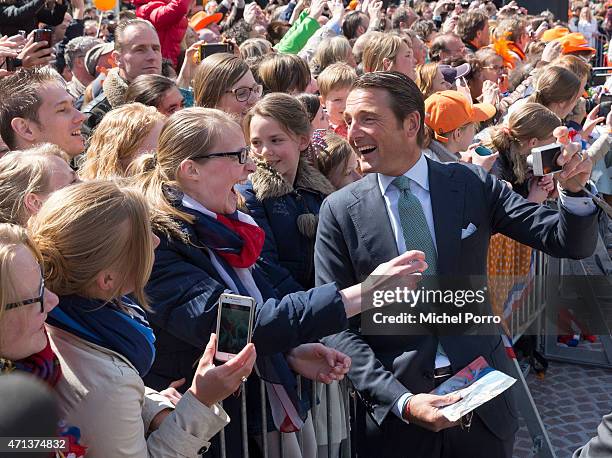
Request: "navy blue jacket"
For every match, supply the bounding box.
[238,159,336,293]
[143,201,348,454]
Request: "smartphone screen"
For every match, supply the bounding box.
[600,94,612,118]
[217,300,253,357]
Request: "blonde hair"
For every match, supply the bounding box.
[239,38,273,61]
[415,62,439,98]
[311,36,353,76]
[489,102,561,184]
[527,66,581,108]
[362,34,409,73]
[553,54,591,82]
[0,144,70,226]
[0,223,43,336]
[317,62,357,98]
[243,93,311,147]
[131,107,240,241]
[28,180,154,308]
[80,103,164,180]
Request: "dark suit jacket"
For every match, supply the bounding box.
[314,158,599,444]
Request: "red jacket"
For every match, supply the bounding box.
[134,0,190,67]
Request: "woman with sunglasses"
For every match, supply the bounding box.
[0,223,87,457]
[131,107,425,458]
[193,53,263,120]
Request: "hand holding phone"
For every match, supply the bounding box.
[215,293,255,362]
[189,333,256,407]
[196,42,234,63]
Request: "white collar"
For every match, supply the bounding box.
[378,152,430,195]
[181,193,216,218]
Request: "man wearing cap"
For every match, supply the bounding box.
[315,71,599,458]
[81,18,162,138]
[423,90,498,172]
[64,36,102,108]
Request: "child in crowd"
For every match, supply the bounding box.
[317,62,357,138]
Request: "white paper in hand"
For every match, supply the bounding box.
[438,370,516,422]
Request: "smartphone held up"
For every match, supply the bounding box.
[215,293,255,363]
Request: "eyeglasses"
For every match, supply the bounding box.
[5,267,45,314]
[482,65,505,72]
[225,84,263,103]
[191,146,250,164]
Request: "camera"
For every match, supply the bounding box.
[527,143,563,176]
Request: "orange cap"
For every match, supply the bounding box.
[189,11,223,31]
[541,27,569,42]
[557,32,596,55]
[425,91,496,143]
[348,0,359,9]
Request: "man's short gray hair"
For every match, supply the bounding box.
[65,36,101,70]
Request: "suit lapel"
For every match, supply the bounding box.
[348,174,399,268]
[427,159,465,275]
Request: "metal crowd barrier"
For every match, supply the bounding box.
[213,249,559,458]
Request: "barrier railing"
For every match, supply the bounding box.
[214,249,557,458]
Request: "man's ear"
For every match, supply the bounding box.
[111,50,122,68]
[23,193,44,216]
[10,117,36,144]
[402,111,422,141]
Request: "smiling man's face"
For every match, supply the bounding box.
[344,87,421,176]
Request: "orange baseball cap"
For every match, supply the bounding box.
[541,27,569,42]
[348,0,359,9]
[425,91,496,143]
[189,11,223,31]
[557,32,596,55]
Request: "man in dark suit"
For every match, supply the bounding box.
[314,72,600,458]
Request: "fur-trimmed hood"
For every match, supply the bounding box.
[102,68,130,109]
[250,157,336,201]
[247,157,335,239]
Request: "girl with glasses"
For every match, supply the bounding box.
[194,53,263,120]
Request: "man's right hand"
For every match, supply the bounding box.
[403,392,461,432]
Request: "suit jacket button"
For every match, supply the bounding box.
[198,446,209,454]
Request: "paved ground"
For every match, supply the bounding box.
[513,358,612,458]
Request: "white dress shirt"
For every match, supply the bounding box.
[378,152,597,421]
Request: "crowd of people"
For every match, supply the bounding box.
[0,0,610,457]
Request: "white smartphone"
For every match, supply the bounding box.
[215,293,255,363]
[529,143,563,176]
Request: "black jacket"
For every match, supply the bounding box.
[0,0,67,36]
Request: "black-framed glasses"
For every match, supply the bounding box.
[5,267,45,313]
[226,84,263,103]
[190,146,250,164]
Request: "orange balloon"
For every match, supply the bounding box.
[94,0,115,11]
